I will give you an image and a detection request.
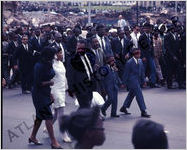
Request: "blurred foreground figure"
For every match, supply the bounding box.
[132,119,168,149]
[60,106,105,149]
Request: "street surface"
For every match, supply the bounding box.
[2,87,186,149]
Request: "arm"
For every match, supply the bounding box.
[122,62,130,85]
[164,34,175,58]
[34,64,54,87]
[66,58,75,96]
[12,46,20,69]
[138,35,148,59]
[140,60,146,84]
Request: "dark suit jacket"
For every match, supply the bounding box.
[30,36,43,52]
[13,43,34,73]
[164,32,180,60]
[103,65,119,92]
[7,41,19,66]
[123,57,145,89]
[111,37,133,64]
[103,36,114,56]
[66,52,96,96]
[138,32,154,58]
[7,41,17,56]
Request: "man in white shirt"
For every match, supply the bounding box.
[95,24,113,56]
[117,15,127,30]
[130,24,141,48]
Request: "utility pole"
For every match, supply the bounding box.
[136,1,139,24]
[175,1,178,14]
[88,1,91,26]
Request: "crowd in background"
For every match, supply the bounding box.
[2,14,186,92]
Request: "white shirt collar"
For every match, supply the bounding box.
[133,57,138,64]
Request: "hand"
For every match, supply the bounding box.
[115,54,120,59]
[120,84,125,89]
[142,57,147,62]
[50,81,54,86]
[67,89,74,98]
[143,82,147,88]
[50,94,55,103]
[125,54,129,59]
[173,56,178,61]
[94,64,100,70]
[2,78,6,87]
[14,65,18,70]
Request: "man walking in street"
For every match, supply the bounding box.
[120,48,151,118]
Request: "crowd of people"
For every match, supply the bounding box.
[2,13,185,148]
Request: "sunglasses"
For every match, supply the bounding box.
[89,127,105,131]
[134,51,141,55]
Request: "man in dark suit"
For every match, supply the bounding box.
[66,40,95,108]
[111,28,133,83]
[13,35,34,94]
[90,37,105,97]
[120,48,151,118]
[66,26,83,56]
[7,32,20,88]
[41,32,53,48]
[96,24,114,57]
[164,24,185,89]
[30,29,43,64]
[101,56,120,117]
[138,23,159,88]
[49,32,66,66]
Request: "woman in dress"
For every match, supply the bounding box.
[29,47,62,149]
[50,47,72,142]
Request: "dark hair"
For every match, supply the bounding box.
[77,39,87,45]
[60,106,100,142]
[22,34,28,39]
[132,24,139,29]
[96,24,105,32]
[130,48,140,55]
[41,46,56,61]
[132,119,168,149]
[143,22,151,28]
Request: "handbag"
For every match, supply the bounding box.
[74,91,105,107]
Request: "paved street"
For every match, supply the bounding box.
[2,87,186,149]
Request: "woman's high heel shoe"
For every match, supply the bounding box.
[28,138,43,145]
[51,144,63,149]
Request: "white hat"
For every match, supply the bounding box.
[109,28,117,33]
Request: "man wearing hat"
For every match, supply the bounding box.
[138,23,159,88]
[164,24,185,89]
[120,48,151,118]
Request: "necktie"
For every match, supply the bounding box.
[25,44,28,51]
[84,55,93,74]
[96,50,100,63]
[14,42,18,47]
[100,37,105,51]
[38,37,40,45]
